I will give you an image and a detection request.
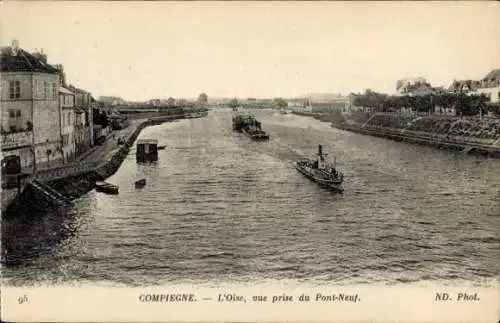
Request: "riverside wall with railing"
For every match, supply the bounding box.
[291,110,500,157]
[331,120,500,157]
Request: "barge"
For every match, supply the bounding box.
[232,114,270,141]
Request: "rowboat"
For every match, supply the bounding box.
[135,179,146,188]
[95,181,119,195]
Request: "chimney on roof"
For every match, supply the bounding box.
[11,39,19,56]
[32,48,48,64]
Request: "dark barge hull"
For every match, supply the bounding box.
[295,163,343,193]
[242,129,270,141]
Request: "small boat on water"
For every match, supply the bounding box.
[135,178,146,188]
[157,145,166,150]
[95,181,119,195]
[295,145,344,192]
[279,108,288,114]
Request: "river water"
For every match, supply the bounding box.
[2,108,499,286]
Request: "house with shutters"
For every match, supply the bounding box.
[1,41,63,171]
[474,69,500,103]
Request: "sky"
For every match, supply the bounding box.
[1,1,499,101]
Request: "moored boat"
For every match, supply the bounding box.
[135,178,146,188]
[295,145,344,192]
[157,145,166,150]
[136,139,158,163]
[95,181,119,195]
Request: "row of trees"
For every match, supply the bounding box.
[227,97,288,109]
[273,97,288,108]
[351,90,490,116]
[161,93,207,108]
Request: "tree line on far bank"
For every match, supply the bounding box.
[228,97,288,108]
[351,89,499,117]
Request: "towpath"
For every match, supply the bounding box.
[76,118,146,165]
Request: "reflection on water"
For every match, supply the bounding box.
[2,109,500,286]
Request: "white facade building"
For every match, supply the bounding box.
[60,87,76,162]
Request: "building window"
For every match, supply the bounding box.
[44,81,48,99]
[9,80,21,99]
[8,110,21,118]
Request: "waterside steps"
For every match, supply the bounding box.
[29,180,72,206]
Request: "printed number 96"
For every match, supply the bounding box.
[18,295,28,304]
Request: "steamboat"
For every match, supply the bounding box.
[295,145,344,192]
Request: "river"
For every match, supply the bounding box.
[2,108,499,287]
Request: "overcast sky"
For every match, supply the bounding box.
[2,1,499,101]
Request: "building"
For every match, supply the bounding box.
[99,96,126,108]
[286,98,306,109]
[1,41,63,171]
[59,86,75,162]
[395,77,428,96]
[92,98,111,141]
[474,69,500,103]
[306,94,351,114]
[448,80,481,94]
[71,87,94,156]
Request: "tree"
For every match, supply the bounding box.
[228,98,238,108]
[167,97,176,107]
[197,93,208,106]
[273,97,288,108]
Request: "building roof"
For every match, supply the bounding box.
[137,139,158,145]
[0,47,59,74]
[482,69,500,81]
[411,84,435,96]
[74,107,87,114]
[448,80,481,91]
[59,87,74,95]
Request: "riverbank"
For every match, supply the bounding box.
[292,110,500,157]
[3,112,201,215]
[332,122,500,157]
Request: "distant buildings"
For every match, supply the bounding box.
[395,77,429,96]
[304,94,351,114]
[99,96,126,108]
